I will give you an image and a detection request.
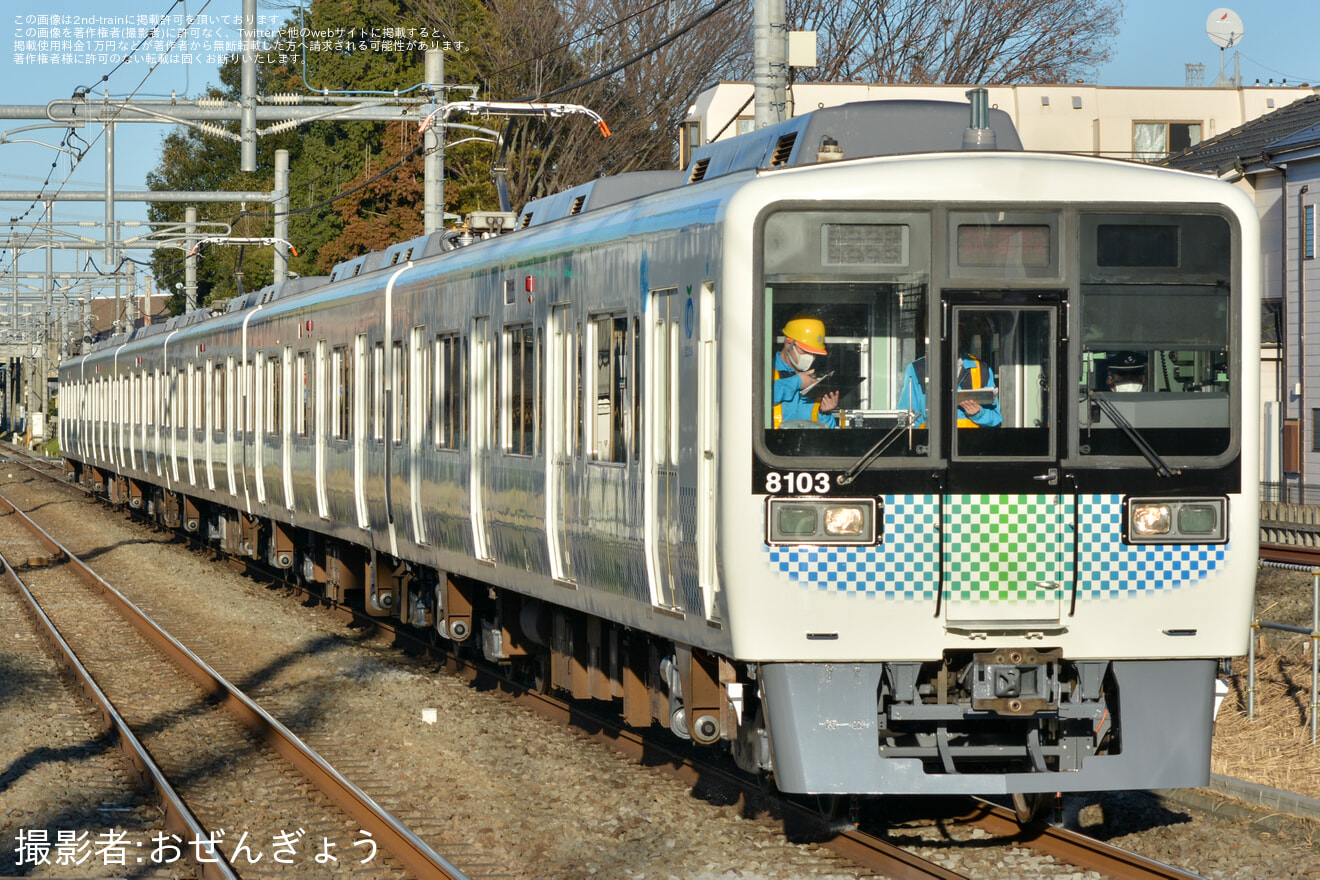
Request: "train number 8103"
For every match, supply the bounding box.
[764,471,831,495]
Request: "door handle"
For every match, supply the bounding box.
[1033,468,1059,486]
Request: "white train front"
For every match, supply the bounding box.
[60,98,1260,802]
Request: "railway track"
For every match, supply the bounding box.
[3,444,1212,879]
[1259,541,1320,566]
[0,489,469,880]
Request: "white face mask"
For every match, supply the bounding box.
[790,350,814,372]
[1113,381,1142,393]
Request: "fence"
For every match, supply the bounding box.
[1252,561,1320,745]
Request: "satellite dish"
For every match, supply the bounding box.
[1206,8,1244,49]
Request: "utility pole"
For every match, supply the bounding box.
[241,0,258,171]
[424,49,445,235]
[274,149,290,284]
[754,0,788,128]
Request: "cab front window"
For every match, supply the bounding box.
[1076,213,1234,461]
[760,209,931,460]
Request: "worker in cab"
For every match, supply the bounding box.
[772,315,839,428]
[899,350,1002,428]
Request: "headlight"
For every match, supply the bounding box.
[1131,504,1171,536]
[1127,497,1226,544]
[824,505,866,536]
[767,497,878,545]
[777,505,819,537]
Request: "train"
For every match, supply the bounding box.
[59,92,1260,815]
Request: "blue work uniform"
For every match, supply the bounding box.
[772,352,838,428]
[898,355,1002,428]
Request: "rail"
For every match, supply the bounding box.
[1253,561,1320,745]
[0,491,470,880]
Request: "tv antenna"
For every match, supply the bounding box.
[1206,8,1244,87]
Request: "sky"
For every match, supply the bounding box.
[1,0,1318,295]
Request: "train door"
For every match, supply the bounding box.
[696,282,720,620]
[646,288,691,611]
[470,315,493,561]
[940,296,1072,626]
[546,304,576,582]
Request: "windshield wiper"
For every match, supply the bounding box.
[1088,392,1180,478]
[837,411,916,486]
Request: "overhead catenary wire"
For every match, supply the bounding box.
[1,0,219,282]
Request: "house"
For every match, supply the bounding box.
[1163,96,1320,488]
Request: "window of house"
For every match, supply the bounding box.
[1305,204,1315,260]
[1133,122,1202,161]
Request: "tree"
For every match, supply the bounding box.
[460,0,751,207]
[786,0,1123,85]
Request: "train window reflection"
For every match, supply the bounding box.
[762,281,928,459]
[1078,212,1233,460]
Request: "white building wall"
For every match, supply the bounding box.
[688,82,1319,161]
[1297,165,1320,481]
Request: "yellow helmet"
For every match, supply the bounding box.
[782,316,828,355]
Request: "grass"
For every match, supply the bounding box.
[1212,569,1320,801]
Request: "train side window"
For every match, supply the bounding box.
[166,368,177,430]
[392,339,406,446]
[225,357,234,435]
[194,364,204,432]
[372,342,385,443]
[296,350,311,438]
[411,327,429,448]
[213,362,224,432]
[434,333,465,450]
[355,334,369,444]
[332,345,350,439]
[575,322,584,456]
[244,359,255,437]
[503,323,538,455]
[267,353,283,436]
[589,313,630,463]
[632,317,640,462]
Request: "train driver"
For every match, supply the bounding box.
[898,350,1003,428]
[772,316,840,428]
[1106,351,1147,392]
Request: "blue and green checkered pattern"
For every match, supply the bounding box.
[943,495,1072,603]
[764,494,1227,602]
[1075,495,1226,598]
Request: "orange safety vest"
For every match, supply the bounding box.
[956,356,986,429]
[771,368,822,428]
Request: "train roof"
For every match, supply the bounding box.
[516,100,1022,228]
[78,99,1023,355]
